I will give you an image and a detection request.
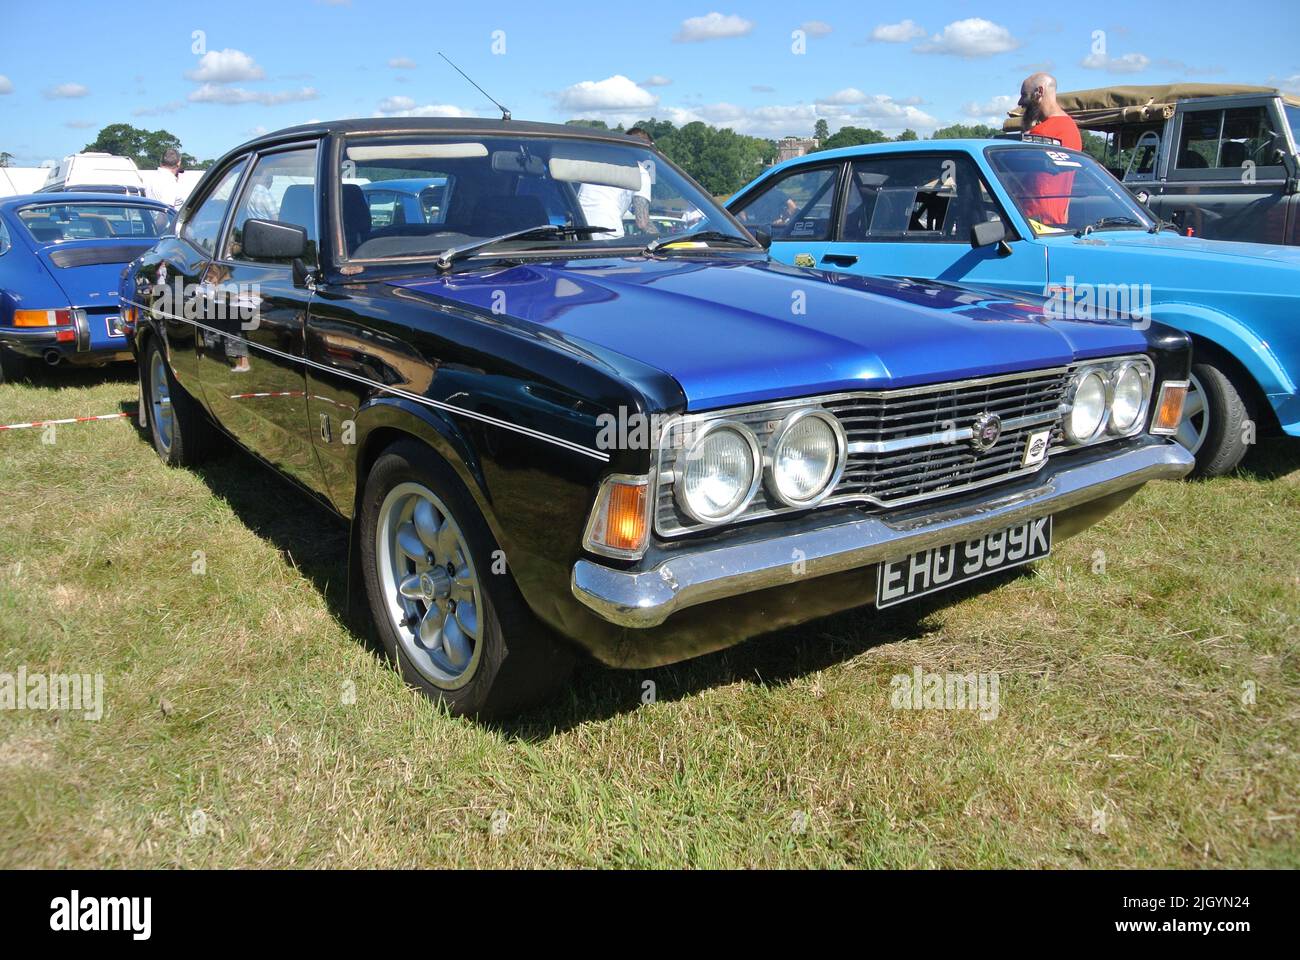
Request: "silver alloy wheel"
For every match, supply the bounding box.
[375,481,484,690]
[1176,371,1208,455]
[149,351,174,455]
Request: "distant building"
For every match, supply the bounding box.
[774,137,819,165]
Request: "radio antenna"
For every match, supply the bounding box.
[438,52,511,121]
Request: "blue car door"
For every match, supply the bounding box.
[743,152,1048,296]
[732,161,845,270]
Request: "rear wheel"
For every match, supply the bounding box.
[360,439,573,718]
[1178,361,1252,478]
[142,337,215,466]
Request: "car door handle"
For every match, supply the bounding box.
[821,254,858,267]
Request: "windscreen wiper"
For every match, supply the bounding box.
[1075,216,1145,237]
[435,224,613,271]
[644,230,759,255]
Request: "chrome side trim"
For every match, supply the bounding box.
[573,439,1194,628]
[125,298,610,462]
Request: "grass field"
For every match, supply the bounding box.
[1,364,1296,868]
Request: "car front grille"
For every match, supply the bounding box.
[654,366,1070,537]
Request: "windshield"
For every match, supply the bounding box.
[985,146,1153,235]
[17,203,169,243]
[338,134,736,261]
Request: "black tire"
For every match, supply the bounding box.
[0,347,30,384]
[141,336,215,466]
[359,439,574,718]
[1186,360,1253,479]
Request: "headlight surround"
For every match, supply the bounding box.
[1108,360,1151,435]
[675,419,761,524]
[1064,367,1110,444]
[766,408,846,508]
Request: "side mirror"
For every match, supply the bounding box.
[971,220,1013,256]
[970,220,1006,248]
[749,227,772,250]
[242,218,309,261]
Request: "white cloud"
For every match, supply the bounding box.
[0,75,12,95]
[870,19,926,43]
[558,75,658,112]
[916,19,1020,57]
[375,96,473,118]
[674,12,755,43]
[186,49,265,84]
[189,84,319,106]
[1080,51,1150,74]
[1272,74,1300,94]
[962,94,1018,122]
[64,120,96,129]
[388,57,417,69]
[799,21,832,38]
[44,83,89,100]
[819,88,871,105]
[751,84,775,93]
[133,100,185,117]
[642,75,672,87]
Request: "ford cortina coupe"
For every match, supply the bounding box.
[727,139,1300,477]
[123,119,1194,716]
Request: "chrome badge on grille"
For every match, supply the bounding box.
[969,412,1003,454]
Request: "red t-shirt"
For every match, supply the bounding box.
[1025,114,1083,226]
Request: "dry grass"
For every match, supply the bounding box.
[0,364,1296,868]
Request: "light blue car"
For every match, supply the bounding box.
[727,139,1300,476]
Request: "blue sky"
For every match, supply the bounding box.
[1,0,1297,165]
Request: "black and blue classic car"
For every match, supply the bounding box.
[123,119,1195,716]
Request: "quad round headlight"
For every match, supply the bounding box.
[1065,368,1108,443]
[676,420,761,524]
[1108,361,1150,434]
[767,409,846,507]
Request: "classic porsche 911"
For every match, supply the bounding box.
[0,193,172,381]
[122,119,1195,717]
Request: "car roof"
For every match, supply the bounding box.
[228,117,644,155]
[754,138,1040,182]
[0,192,171,209]
[358,177,449,192]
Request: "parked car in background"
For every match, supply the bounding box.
[0,193,173,381]
[123,118,1193,717]
[358,177,451,228]
[728,139,1300,476]
[38,152,149,197]
[1002,83,1300,246]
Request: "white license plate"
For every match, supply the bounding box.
[875,516,1052,609]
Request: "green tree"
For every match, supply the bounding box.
[930,123,1001,140]
[82,124,199,168]
[817,126,889,152]
[813,118,829,142]
[564,118,609,130]
[895,128,919,142]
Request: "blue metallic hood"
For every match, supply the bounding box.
[390,256,1149,410]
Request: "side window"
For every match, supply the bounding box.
[226,146,320,266]
[840,155,1003,242]
[732,166,839,241]
[0,219,10,256]
[180,160,246,256]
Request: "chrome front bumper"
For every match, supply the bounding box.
[572,439,1194,628]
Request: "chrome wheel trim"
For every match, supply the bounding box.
[375,481,483,690]
[149,350,174,454]
[1176,371,1208,455]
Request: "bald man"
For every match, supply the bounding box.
[1017,72,1081,150]
[1016,73,1082,228]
